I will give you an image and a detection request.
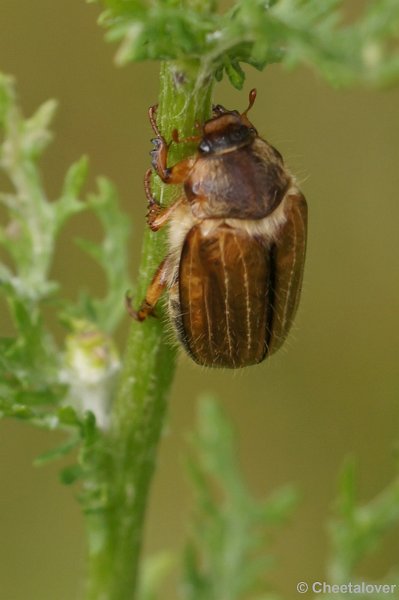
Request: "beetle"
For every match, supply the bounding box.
[128,89,307,368]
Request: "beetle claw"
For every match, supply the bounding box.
[125,291,140,320]
[126,291,157,321]
[150,136,169,171]
[150,152,159,171]
[146,201,161,214]
[146,202,162,231]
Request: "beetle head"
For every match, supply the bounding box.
[199,89,258,155]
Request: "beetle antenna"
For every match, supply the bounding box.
[242,88,257,116]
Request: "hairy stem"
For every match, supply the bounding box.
[83,61,213,600]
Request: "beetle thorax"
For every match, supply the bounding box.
[185,137,292,221]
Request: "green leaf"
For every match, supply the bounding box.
[34,434,81,466]
[224,58,246,89]
[55,155,89,230]
[137,553,175,600]
[71,176,132,333]
[336,457,357,520]
[62,155,89,198]
[0,74,125,491]
[0,73,14,129]
[182,396,298,599]
[60,464,84,485]
[92,0,399,88]
[328,459,399,583]
[23,99,58,160]
[57,405,83,427]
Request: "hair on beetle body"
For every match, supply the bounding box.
[128,89,308,369]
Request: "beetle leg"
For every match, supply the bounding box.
[150,136,170,178]
[148,105,171,179]
[144,168,183,231]
[148,105,194,184]
[126,256,171,321]
[144,167,162,231]
[150,137,194,184]
[147,198,183,231]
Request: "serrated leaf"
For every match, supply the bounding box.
[23,99,58,159]
[62,155,89,197]
[183,396,298,599]
[68,176,131,332]
[137,553,176,600]
[57,405,82,427]
[81,410,98,440]
[114,22,147,64]
[26,98,58,133]
[94,0,399,88]
[60,464,84,485]
[328,458,399,582]
[0,74,123,535]
[34,435,80,466]
[0,73,14,129]
[55,155,89,230]
[336,457,357,519]
[75,237,103,262]
[224,58,245,89]
[214,66,224,81]
[258,485,299,525]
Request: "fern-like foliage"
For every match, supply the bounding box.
[181,397,297,600]
[90,0,399,88]
[0,73,131,484]
[137,410,399,600]
[324,459,399,597]
[132,396,297,600]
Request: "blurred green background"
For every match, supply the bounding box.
[1,1,399,599]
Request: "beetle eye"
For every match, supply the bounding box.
[199,139,211,153]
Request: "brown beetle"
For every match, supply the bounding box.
[130,90,307,368]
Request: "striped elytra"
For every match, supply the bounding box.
[129,89,307,368]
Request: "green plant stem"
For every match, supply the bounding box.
[83,61,213,600]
